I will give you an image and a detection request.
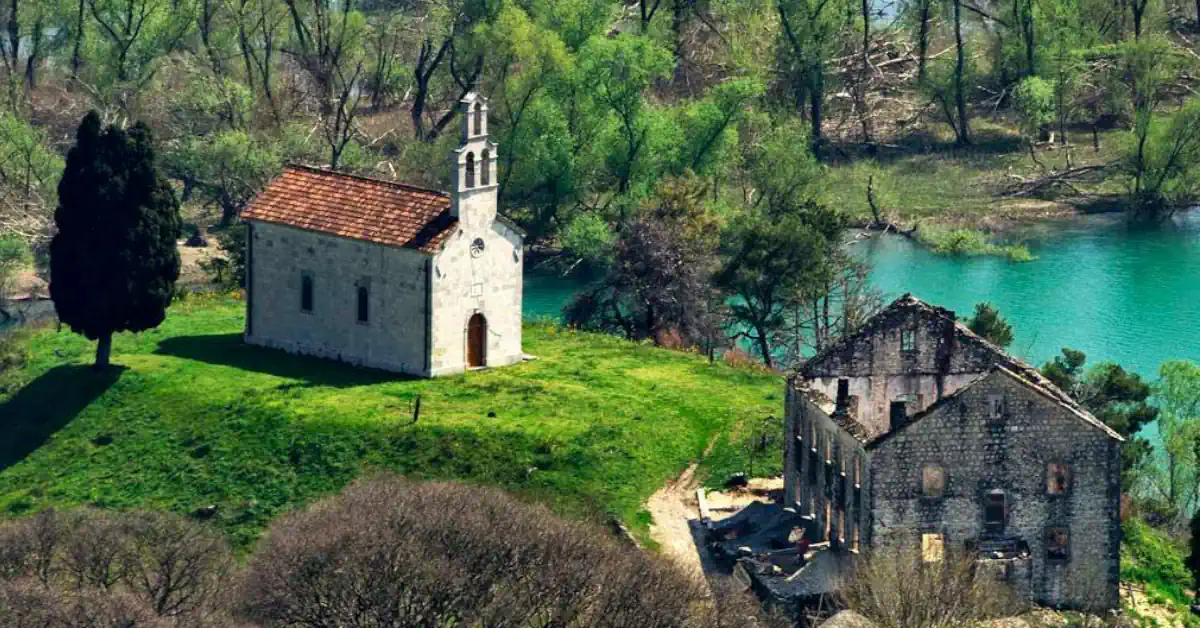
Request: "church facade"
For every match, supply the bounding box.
[241,93,525,377]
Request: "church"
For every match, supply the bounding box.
[240,93,525,377]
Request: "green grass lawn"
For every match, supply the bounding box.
[0,295,782,549]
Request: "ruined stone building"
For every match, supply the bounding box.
[783,295,1123,609]
[241,93,525,376]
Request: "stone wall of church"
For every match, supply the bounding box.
[867,370,1121,611]
[245,221,432,375]
[429,203,524,376]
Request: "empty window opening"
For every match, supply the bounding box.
[922,464,946,498]
[356,285,369,323]
[838,509,846,543]
[854,455,862,487]
[300,274,313,312]
[890,401,908,430]
[988,395,1006,419]
[481,149,491,185]
[851,520,861,552]
[825,502,832,541]
[901,328,916,352]
[836,378,850,410]
[824,431,833,463]
[1046,527,1069,560]
[922,533,945,562]
[473,102,483,135]
[465,152,476,188]
[1047,463,1070,495]
[984,490,1007,534]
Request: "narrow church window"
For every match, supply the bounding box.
[854,455,862,488]
[300,274,313,313]
[851,520,860,552]
[824,431,833,463]
[921,533,945,562]
[481,149,491,185]
[809,423,816,452]
[465,152,476,188]
[357,285,369,323]
[838,509,846,543]
[825,502,832,541]
[474,102,483,135]
[1047,463,1070,494]
[1046,527,1070,560]
[901,328,916,352]
[922,464,946,497]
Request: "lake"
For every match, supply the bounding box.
[524,210,1200,378]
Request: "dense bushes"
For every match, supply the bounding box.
[0,475,783,628]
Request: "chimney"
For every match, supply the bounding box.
[889,401,907,431]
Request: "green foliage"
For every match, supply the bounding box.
[168,130,282,225]
[915,227,1034,262]
[49,112,182,367]
[1152,360,1200,514]
[560,212,615,268]
[1013,76,1055,141]
[0,235,29,302]
[1123,96,1200,217]
[0,297,782,549]
[965,302,1014,348]
[0,114,64,207]
[1122,517,1194,606]
[200,225,248,289]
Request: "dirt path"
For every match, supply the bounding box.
[645,461,709,578]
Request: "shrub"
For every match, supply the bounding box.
[1122,517,1192,606]
[837,547,1026,628]
[238,473,786,628]
[0,508,236,626]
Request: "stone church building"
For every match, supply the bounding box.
[784,295,1123,609]
[241,93,525,376]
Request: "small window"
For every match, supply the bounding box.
[1046,527,1069,560]
[356,285,369,323]
[470,238,486,258]
[465,152,476,188]
[838,508,846,543]
[473,101,483,135]
[1047,463,1070,495]
[901,328,916,352]
[922,464,946,497]
[481,149,491,185]
[922,533,945,562]
[809,423,816,451]
[836,378,850,407]
[300,274,314,312]
[824,431,833,463]
[851,520,860,552]
[988,395,1005,419]
[825,502,832,541]
[854,455,862,487]
[984,490,1007,533]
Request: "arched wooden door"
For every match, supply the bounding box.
[467,313,487,368]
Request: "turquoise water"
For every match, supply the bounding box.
[524,210,1200,378]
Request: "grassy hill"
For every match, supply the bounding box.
[0,295,782,549]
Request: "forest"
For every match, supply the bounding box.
[2,0,1200,356]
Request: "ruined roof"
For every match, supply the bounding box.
[241,165,457,254]
[865,364,1125,449]
[795,293,1123,444]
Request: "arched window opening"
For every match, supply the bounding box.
[300,275,313,312]
[481,149,491,185]
[357,285,369,323]
[465,152,476,188]
[474,102,483,135]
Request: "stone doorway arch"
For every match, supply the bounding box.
[467,313,487,368]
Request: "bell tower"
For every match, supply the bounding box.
[450,92,498,230]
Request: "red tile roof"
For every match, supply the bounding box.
[241,165,457,253]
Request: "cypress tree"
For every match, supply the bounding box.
[50,112,182,368]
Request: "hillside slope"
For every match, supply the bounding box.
[0,296,782,548]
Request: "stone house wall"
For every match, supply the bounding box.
[867,369,1121,610]
[245,221,432,375]
[785,386,871,549]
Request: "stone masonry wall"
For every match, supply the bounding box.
[429,201,524,376]
[867,370,1121,610]
[785,387,871,550]
[245,221,431,375]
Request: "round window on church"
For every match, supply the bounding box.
[470,238,486,258]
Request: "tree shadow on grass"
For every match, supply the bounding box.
[154,333,408,388]
[0,365,125,473]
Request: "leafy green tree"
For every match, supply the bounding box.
[1041,348,1157,490]
[0,234,29,307]
[716,203,833,368]
[168,130,281,225]
[776,0,846,157]
[966,302,1014,348]
[576,34,674,194]
[676,77,764,179]
[1013,76,1054,144]
[49,112,182,369]
[1153,360,1200,515]
[1189,511,1200,594]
